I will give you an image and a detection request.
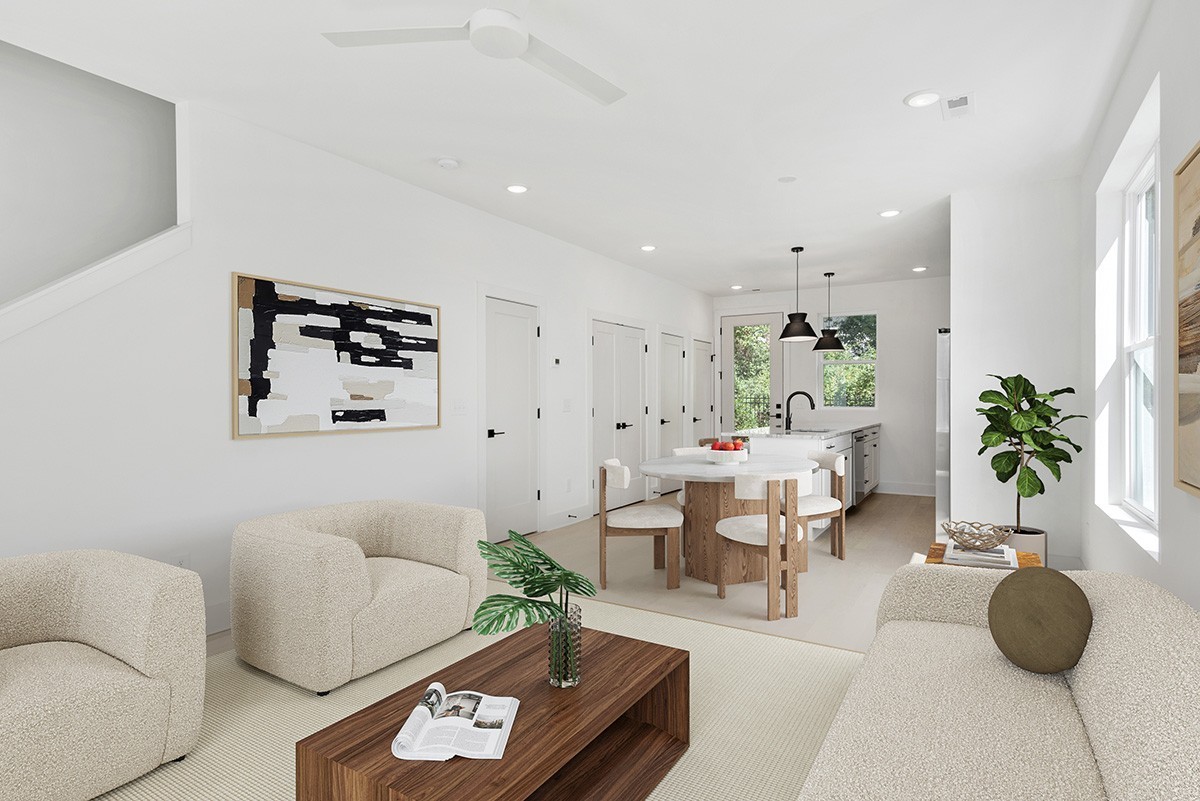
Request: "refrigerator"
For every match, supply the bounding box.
[935,329,951,540]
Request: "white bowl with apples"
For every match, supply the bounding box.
[705,441,749,464]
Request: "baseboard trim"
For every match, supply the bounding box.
[875,482,935,497]
[542,504,594,532]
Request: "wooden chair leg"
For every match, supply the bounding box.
[766,537,781,623]
[717,539,728,599]
[838,508,847,560]
[785,534,798,620]
[799,520,809,573]
[666,528,680,589]
[599,528,607,590]
[653,534,666,569]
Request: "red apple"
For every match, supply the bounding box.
[732,440,744,450]
[711,442,721,450]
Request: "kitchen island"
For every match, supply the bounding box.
[726,424,882,539]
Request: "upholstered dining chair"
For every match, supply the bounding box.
[799,451,848,559]
[714,471,811,620]
[669,446,710,507]
[599,458,683,590]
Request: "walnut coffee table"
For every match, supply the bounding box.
[296,625,689,801]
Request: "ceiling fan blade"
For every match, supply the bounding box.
[520,36,626,105]
[323,26,468,48]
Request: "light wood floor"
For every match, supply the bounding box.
[527,491,936,653]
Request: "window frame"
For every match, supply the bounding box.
[816,311,878,410]
[1121,146,1160,526]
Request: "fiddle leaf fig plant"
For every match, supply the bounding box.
[976,374,1086,533]
[471,531,597,636]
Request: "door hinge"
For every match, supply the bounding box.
[537,490,541,501]
[683,350,686,358]
[645,405,649,414]
[719,371,723,380]
[710,404,714,412]
[644,344,648,353]
[681,405,686,413]
[537,407,541,419]
[591,335,594,345]
[710,354,714,362]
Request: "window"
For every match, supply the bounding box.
[1124,149,1159,522]
[732,323,773,429]
[820,314,877,407]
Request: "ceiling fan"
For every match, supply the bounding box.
[323,7,626,105]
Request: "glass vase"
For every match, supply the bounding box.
[548,602,582,688]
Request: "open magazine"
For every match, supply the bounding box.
[391,682,520,761]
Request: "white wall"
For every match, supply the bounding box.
[0,42,177,305]
[949,177,1084,568]
[0,104,711,632]
[1078,0,1200,609]
[714,275,950,497]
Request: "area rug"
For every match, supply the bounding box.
[99,587,861,801]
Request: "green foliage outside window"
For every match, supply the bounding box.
[732,324,772,429]
[822,314,877,407]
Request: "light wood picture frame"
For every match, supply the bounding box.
[1174,140,1200,496]
[232,273,441,438]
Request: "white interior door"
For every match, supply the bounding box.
[720,313,785,435]
[592,320,647,511]
[485,297,539,542]
[693,339,714,442]
[657,333,685,494]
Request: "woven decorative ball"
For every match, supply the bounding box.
[941,521,1012,550]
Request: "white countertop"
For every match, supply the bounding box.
[640,453,819,482]
[726,423,881,440]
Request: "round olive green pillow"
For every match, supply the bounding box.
[988,567,1093,674]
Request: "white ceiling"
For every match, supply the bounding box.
[1,0,1150,295]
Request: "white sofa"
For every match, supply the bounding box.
[799,564,1200,801]
[0,550,206,801]
[231,500,488,693]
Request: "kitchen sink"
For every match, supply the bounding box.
[783,427,836,434]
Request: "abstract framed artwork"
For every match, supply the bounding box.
[233,274,440,437]
[1175,140,1200,496]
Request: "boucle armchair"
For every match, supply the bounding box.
[231,500,487,693]
[798,564,1200,801]
[0,550,206,801]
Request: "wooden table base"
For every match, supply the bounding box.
[682,481,766,585]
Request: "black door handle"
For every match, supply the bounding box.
[487,429,506,438]
[660,419,670,425]
[692,417,701,423]
[616,422,634,430]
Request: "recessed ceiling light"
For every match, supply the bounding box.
[903,90,941,108]
[730,285,743,290]
[641,244,656,252]
[436,157,460,170]
[912,266,927,272]
[879,209,901,218]
[506,185,528,194]
[778,176,797,184]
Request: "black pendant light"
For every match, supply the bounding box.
[780,246,818,342]
[813,271,845,352]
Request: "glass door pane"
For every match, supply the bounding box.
[720,314,784,435]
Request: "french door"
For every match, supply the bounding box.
[657,332,686,493]
[692,339,714,442]
[592,320,647,510]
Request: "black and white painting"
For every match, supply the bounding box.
[235,274,439,436]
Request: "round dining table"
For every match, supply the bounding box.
[639,453,818,585]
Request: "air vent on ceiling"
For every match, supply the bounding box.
[941,92,975,121]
